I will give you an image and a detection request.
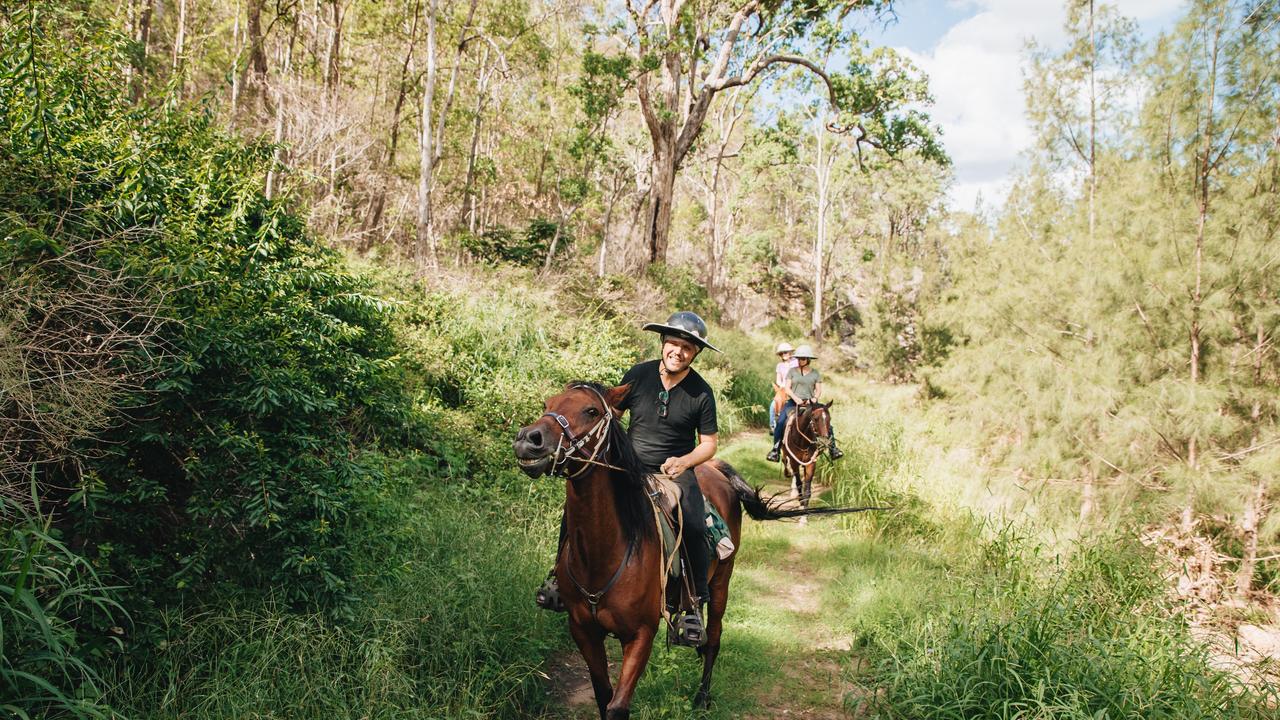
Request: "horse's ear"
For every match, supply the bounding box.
[604,383,631,413]
[824,400,834,409]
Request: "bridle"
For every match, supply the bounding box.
[783,404,831,467]
[543,383,634,618]
[541,384,625,478]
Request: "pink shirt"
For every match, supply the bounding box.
[775,358,799,387]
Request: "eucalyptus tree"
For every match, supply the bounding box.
[611,0,945,264]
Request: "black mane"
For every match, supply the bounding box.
[569,381,653,545]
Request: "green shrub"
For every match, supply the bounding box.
[2,488,123,720]
[3,3,415,616]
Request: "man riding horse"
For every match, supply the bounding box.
[537,310,719,645]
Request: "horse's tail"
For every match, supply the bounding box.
[712,459,889,521]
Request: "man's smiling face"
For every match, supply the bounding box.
[661,335,700,374]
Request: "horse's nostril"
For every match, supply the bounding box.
[527,429,543,448]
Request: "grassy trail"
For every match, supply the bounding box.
[543,374,949,719]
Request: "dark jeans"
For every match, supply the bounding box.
[772,401,797,445]
[555,466,710,601]
[671,467,710,601]
[772,400,837,447]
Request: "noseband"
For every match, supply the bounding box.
[541,384,619,478]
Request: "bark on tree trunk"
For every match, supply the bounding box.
[647,141,677,264]
[811,117,832,340]
[416,0,439,270]
[230,0,242,120]
[1235,480,1265,598]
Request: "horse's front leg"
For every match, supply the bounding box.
[604,624,657,720]
[569,620,613,719]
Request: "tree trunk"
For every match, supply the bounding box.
[326,0,343,91]
[1187,22,1221,471]
[1235,480,1265,598]
[362,0,421,246]
[416,0,439,270]
[647,139,677,264]
[246,0,269,87]
[462,46,492,234]
[230,0,242,120]
[130,0,155,101]
[811,117,831,340]
[173,0,187,75]
[598,176,619,277]
[1236,322,1268,599]
[264,19,298,200]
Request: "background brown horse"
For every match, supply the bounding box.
[781,402,833,511]
[513,383,871,719]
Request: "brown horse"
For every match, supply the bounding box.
[781,401,833,510]
[513,383,870,719]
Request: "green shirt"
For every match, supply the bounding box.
[786,367,822,401]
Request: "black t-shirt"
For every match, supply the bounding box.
[618,360,718,470]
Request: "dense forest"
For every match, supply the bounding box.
[2,0,1278,718]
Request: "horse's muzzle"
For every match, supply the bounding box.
[513,423,554,477]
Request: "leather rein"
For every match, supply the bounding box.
[783,405,831,468]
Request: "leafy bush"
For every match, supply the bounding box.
[456,218,570,268]
[858,534,1279,719]
[3,3,414,615]
[2,489,122,720]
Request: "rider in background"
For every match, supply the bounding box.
[770,342,797,432]
[766,344,844,462]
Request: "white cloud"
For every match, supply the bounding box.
[900,0,1184,211]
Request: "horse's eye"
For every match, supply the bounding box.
[585,407,599,417]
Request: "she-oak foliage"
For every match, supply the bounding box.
[2,2,416,617]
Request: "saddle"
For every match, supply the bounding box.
[644,473,735,575]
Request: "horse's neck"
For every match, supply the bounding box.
[563,469,629,571]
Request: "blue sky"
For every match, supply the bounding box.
[855,1,1186,210]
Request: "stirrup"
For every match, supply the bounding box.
[669,607,707,647]
[535,574,566,612]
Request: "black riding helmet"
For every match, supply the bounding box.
[642,311,721,353]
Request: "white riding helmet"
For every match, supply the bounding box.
[793,344,817,359]
[775,342,795,355]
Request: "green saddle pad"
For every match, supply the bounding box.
[658,504,734,579]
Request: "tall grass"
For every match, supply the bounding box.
[857,533,1280,719]
[2,488,123,720]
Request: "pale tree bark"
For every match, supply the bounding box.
[1187,18,1222,474]
[1236,322,1269,598]
[326,0,344,91]
[264,18,299,200]
[363,0,421,246]
[173,0,188,75]
[416,0,439,269]
[810,111,835,340]
[230,0,242,120]
[697,86,751,299]
[417,0,480,269]
[245,0,269,100]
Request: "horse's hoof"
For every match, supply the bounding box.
[798,515,808,526]
[693,690,710,709]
